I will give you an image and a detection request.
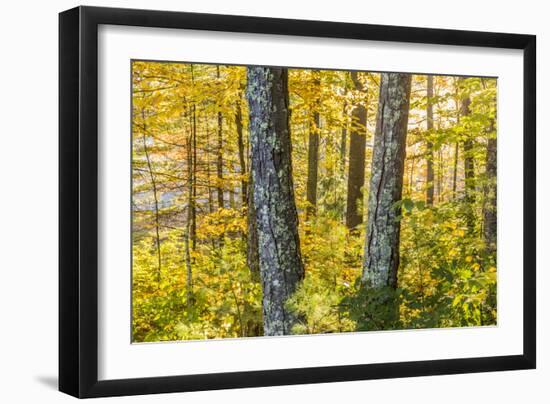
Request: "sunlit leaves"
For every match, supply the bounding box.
[131,61,497,341]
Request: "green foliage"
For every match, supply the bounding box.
[342,283,401,331]
[287,217,360,334]
[339,199,497,332]
[399,200,496,328]
[133,227,263,342]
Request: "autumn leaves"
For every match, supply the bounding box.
[132,62,497,341]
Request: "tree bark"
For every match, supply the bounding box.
[235,94,248,207]
[205,115,215,214]
[246,176,260,280]
[340,103,347,173]
[216,65,224,210]
[306,70,321,219]
[460,79,476,233]
[452,142,459,199]
[246,66,305,336]
[426,75,435,206]
[345,71,368,230]
[185,117,194,307]
[484,121,497,255]
[362,73,412,288]
[191,81,197,250]
[141,116,162,284]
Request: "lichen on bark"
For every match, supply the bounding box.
[246,66,305,336]
[362,72,412,289]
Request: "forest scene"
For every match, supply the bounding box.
[131,60,497,342]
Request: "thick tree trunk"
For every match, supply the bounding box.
[246,66,305,336]
[345,71,367,230]
[245,137,261,337]
[426,75,435,206]
[484,121,497,255]
[306,70,321,219]
[362,72,412,288]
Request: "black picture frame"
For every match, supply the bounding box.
[59,5,536,398]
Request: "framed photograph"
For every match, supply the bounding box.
[59,6,536,398]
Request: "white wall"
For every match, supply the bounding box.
[0,0,545,402]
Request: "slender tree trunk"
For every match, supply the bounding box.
[235,94,248,207]
[408,157,415,196]
[426,75,435,206]
[205,116,214,214]
[452,142,459,198]
[480,79,497,255]
[460,79,476,233]
[246,66,305,336]
[216,65,224,210]
[340,102,348,172]
[229,187,236,208]
[362,72,412,288]
[438,148,444,202]
[345,71,367,230]
[141,117,162,284]
[185,119,194,307]
[191,71,197,250]
[484,120,497,255]
[306,70,321,219]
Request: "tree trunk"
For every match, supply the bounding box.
[246,176,260,280]
[229,187,236,208]
[235,94,248,207]
[408,157,415,195]
[205,115,214,214]
[185,119,194,307]
[340,101,348,173]
[216,65,224,210]
[484,121,497,255]
[426,75,435,206]
[246,66,305,336]
[191,93,197,250]
[437,148,444,203]
[306,70,321,219]
[345,71,367,230]
[452,142,459,198]
[460,79,476,233]
[141,116,162,284]
[362,72,412,288]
